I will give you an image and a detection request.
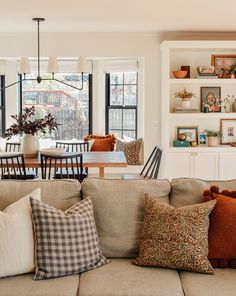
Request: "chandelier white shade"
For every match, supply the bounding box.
[47,56,60,73]
[0,60,6,75]
[19,58,31,74]
[77,56,92,74]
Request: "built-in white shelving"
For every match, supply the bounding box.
[161,40,236,180]
[169,78,236,85]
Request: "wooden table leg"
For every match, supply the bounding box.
[99,167,105,177]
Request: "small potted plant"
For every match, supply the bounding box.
[205,130,221,147]
[175,88,195,108]
[5,106,59,157]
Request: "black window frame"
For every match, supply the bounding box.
[105,72,138,139]
[0,75,6,135]
[19,73,93,135]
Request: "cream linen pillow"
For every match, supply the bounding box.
[0,188,41,278]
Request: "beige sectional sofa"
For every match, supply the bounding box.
[0,177,235,296]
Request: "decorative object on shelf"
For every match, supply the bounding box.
[4,106,59,157]
[232,97,236,112]
[177,126,198,143]
[211,55,236,78]
[181,66,190,78]
[197,66,215,74]
[203,104,209,113]
[0,18,92,92]
[206,130,221,147]
[200,87,221,112]
[229,63,236,79]
[196,66,217,79]
[191,141,197,147]
[178,133,187,141]
[220,119,236,144]
[173,140,190,147]
[222,95,232,113]
[175,88,195,109]
[172,70,188,79]
[198,132,208,146]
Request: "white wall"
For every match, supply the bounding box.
[1,31,236,164]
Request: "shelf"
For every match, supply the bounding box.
[169,113,236,119]
[169,146,236,152]
[169,78,236,85]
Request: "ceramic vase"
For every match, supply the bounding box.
[181,99,191,108]
[232,99,236,112]
[22,134,39,157]
[208,137,220,147]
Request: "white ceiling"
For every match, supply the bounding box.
[1,0,236,33]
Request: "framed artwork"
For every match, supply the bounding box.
[198,132,208,146]
[177,126,198,142]
[220,119,236,144]
[211,54,236,78]
[200,87,221,112]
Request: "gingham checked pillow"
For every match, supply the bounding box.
[30,197,109,280]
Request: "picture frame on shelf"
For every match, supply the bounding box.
[198,132,208,146]
[220,119,236,144]
[211,54,236,78]
[200,86,221,112]
[177,126,198,143]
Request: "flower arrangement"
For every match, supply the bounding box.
[175,89,195,101]
[5,106,59,139]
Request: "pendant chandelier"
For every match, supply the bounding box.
[1,17,92,91]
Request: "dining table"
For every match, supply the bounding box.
[23,151,127,177]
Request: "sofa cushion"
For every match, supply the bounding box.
[134,195,215,274]
[0,273,79,296]
[0,180,81,211]
[115,138,144,165]
[0,189,41,278]
[203,187,236,268]
[81,178,170,258]
[170,178,236,208]
[31,197,109,280]
[180,269,236,296]
[84,134,116,151]
[79,259,184,296]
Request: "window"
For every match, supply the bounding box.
[20,73,92,140]
[105,71,137,139]
[0,75,5,136]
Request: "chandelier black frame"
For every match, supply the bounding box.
[2,18,85,91]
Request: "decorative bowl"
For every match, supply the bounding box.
[173,70,188,78]
[40,148,66,156]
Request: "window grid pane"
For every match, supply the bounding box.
[106,71,137,139]
[22,73,91,140]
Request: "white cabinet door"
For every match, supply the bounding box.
[219,152,236,180]
[166,153,193,180]
[193,152,218,180]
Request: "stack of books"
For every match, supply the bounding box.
[174,107,199,113]
[196,73,218,79]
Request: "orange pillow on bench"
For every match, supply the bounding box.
[84,134,116,151]
[203,186,236,268]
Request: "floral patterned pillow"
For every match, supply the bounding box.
[133,194,216,274]
[116,138,144,165]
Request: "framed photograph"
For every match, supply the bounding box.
[177,126,198,142]
[220,119,236,144]
[211,54,236,78]
[200,87,221,112]
[198,132,208,146]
